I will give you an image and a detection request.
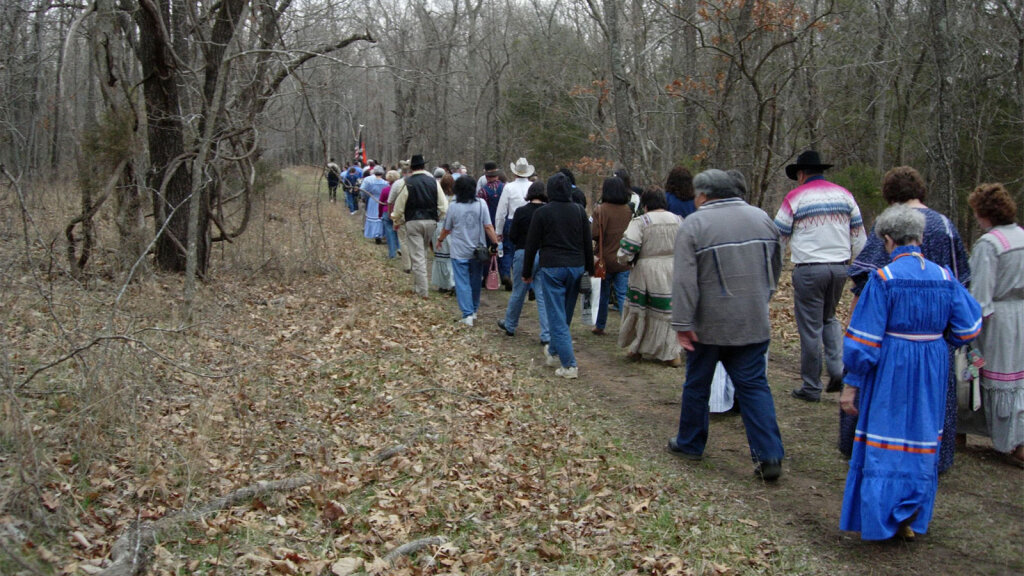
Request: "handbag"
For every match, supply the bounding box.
[473,244,491,262]
[485,254,500,290]
[579,274,595,325]
[593,210,607,279]
[955,346,985,411]
[473,200,493,263]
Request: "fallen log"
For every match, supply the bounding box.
[98,474,317,576]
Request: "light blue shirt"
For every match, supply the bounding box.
[359,174,386,200]
[443,198,492,260]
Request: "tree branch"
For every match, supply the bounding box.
[98,475,317,576]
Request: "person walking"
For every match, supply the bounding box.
[437,176,500,325]
[616,189,682,367]
[839,205,981,540]
[664,166,696,218]
[431,171,456,294]
[477,164,508,287]
[497,182,550,344]
[360,165,387,241]
[325,158,341,203]
[842,166,971,473]
[522,173,594,380]
[379,170,401,259]
[388,161,413,272]
[390,154,448,298]
[668,169,785,481]
[774,150,866,402]
[342,166,362,214]
[496,158,535,289]
[967,183,1024,468]
[591,177,633,336]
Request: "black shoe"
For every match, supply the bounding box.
[754,460,782,482]
[666,438,703,461]
[825,376,844,393]
[790,388,821,403]
[501,275,513,291]
[528,289,535,301]
[497,319,514,337]
[540,340,549,346]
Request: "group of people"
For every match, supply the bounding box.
[331,150,1022,544]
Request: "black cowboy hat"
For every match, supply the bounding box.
[785,150,834,181]
[410,154,426,169]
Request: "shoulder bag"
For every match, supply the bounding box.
[593,208,607,279]
[473,200,492,262]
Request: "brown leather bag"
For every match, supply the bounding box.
[593,210,607,279]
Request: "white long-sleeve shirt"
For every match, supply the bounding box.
[495,177,532,232]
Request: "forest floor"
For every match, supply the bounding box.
[1,166,1021,576]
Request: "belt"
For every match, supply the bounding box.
[886,331,942,342]
[794,261,848,267]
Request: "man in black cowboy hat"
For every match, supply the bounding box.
[391,154,449,298]
[774,150,867,402]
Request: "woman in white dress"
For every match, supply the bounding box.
[967,183,1024,467]
[616,189,683,366]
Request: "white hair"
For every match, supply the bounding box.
[875,204,925,245]
[693,169,742,199]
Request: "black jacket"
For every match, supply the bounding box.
[509,202,544,247]
[522,182,593,278]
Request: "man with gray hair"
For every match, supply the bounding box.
[668,169,785,481]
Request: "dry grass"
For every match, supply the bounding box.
[0,167,845,575]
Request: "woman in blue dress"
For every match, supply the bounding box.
[842,166,970,473]
[839,205,981,541]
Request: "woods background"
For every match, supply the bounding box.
[2,2,1024,573]
[1,0,1023,279]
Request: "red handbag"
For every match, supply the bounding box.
[485,254,500,290]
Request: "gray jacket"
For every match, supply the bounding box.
[671,197,781,346]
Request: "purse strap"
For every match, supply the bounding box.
[596,207,605,263]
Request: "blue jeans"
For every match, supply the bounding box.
[503,250,550,342]
[595,269,629,330]
[499,220,515,280]
[452,258,484,318]
[382,214,400,259]
[538,266,583,368]
[345,189,359,212]
[674,340,784,463]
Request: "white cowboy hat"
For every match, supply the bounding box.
[510,157,535,178]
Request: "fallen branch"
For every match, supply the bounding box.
[389,387,491,405]
[383,536,447,563]
[98,474,317,576]
[374,444,407,463]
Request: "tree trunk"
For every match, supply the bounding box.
[928,0,958,223]
[135,0,203,274]
[603,0,638,173]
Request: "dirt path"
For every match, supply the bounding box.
[465,280,1024,575]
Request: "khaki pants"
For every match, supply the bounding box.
[398,225,411,271]
[405,219,436,297]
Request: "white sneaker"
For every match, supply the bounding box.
[543,346,560,367]
[555,366,578,379]
[459,316,474,326]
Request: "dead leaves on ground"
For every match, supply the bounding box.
[3,169,788,575]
